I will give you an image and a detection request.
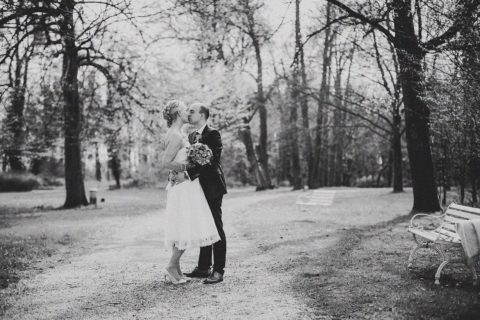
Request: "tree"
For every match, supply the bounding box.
[226,0,273,189]
[0,2,38,171]
[2,36,33,171]
[0,0,142,207]
[292,0,313,188]
[429,2,480,205]
[159,0,275,189]
[322,0,480,212]
[311,1,334,188]
[371,31,404,192]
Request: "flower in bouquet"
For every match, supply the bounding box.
[187,143,213,166]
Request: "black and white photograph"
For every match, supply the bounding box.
[1,0,480,319]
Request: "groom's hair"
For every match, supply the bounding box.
[192,102,210,120]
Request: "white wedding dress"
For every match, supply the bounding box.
[164,140,220,250]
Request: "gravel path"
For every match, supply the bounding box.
[1,189,316,319]
[1,187,411,319]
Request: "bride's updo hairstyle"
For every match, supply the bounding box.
[163,100,185,128]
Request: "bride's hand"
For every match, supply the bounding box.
[175,172,189,184]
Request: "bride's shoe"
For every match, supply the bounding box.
[177,268,191,282]
[164,268,187,285]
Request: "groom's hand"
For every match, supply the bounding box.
[185,163,196,170]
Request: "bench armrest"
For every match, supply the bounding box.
[409,213,445,229]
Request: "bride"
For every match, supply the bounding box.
[161,100,220,284]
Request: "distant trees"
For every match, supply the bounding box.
[1,0,479,212]
[227,0,274,189]
[321,0,480,212]
[0,0,145,207]
[429,1,480,206]
[163,0,276,190]
[0,6,36,172]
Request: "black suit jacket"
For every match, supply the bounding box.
[187,125,227,200]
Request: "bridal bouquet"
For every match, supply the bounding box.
[187,143,213,166]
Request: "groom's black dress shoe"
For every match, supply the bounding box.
[184,267,210,278]
[203,271,223,284]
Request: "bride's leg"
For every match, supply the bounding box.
[177,251,184,278]
[176,248,186,278]
[167,246,184,279]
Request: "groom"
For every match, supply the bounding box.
[184,103,227,284]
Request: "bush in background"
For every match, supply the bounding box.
[0,173,41,192]
[30,156,64,178]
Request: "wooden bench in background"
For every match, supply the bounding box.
[407,203,480,285]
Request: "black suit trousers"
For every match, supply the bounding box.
[198,195,226,274]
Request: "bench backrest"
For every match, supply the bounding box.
[438,203,480,242]
[445,203,480,222]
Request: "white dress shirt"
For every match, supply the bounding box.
[196,123,207,135]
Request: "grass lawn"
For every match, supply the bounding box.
[293,208,480,320]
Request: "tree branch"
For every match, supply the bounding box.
[326,0,395,44]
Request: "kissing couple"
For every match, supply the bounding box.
[161,100,227,285]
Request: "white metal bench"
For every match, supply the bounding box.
[407,203,480,285]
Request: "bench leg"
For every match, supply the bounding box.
[407,238,444,269]
[408,240,448,285]
[431,244,448,285]
[465,257,478,286]
[435,260,449,285]
[407,243,424,269]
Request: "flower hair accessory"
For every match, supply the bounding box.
[163,100,184,127]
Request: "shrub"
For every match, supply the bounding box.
[30,157,64,177]
[38,175,63,187]
[0,173,41,192]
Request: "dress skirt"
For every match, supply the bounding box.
[164,178,220,250]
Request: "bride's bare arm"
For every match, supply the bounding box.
[161,134,186,172]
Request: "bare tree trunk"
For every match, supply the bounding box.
[95,142,102,181]
[61,0,88,208]
[459,166,466,203]
[322,93,331,186]
[288,85,302,190]
[392,112,403,192]
[470,160,478,204]
[323,124,331,186]
[251,37,272,189]
[278,101,290,184]
[460,2,480,204]
[312,2,332,188]
[393,0,439,212]
[332,68,344,186]
[294,0,314,188]
[109,152,121,189]
[239,120,267,189]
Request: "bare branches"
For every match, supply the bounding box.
[305,15,349,43]
[372,31,392,98]
[325,0,395,44]
[302,86,392,139]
